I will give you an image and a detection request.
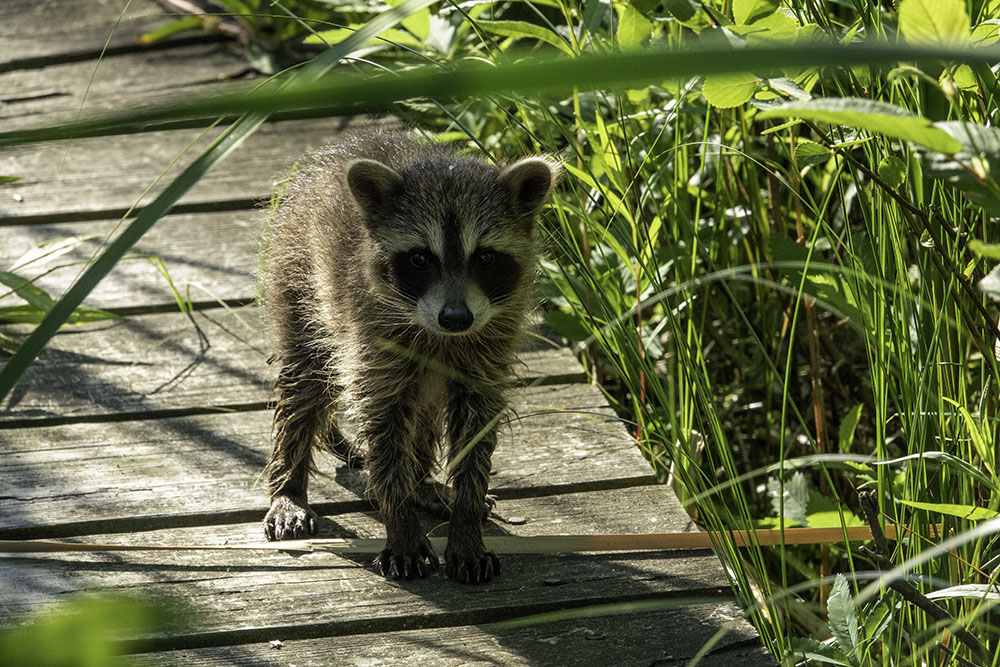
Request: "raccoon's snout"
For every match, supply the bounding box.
[438,303,473,332]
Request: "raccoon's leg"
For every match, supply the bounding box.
[410,410,458,519]
[318,398,365,469]
[444,382,505,584]
[365,390,440,579]
[263,353,329,541]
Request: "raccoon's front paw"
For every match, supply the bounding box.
[445,540,501,584]
[263,495,318,541]
[373,535,439,580]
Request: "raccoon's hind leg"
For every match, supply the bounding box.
[263,352,330,541]
[444,382,505,584]
[364,385,440,579]
[319,400,365,469]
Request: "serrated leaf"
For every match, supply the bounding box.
[898,0,970,47]
[897,499,1000,521]
[795,140,832,166]
[703,72,757,108]
[759,98,963,153]
[838,404,863,453]
[477,20,575,55]
[877,155,907,188]
[732,0,779,25]
[827,574,860,656]
[767,471,811,526]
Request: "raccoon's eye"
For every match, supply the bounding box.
[476,250,495,266]
[409,251,431,269]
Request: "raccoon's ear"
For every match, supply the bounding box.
[500,157,561,219]
[346,159,403,217]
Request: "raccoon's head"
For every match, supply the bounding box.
[346,152,560,336]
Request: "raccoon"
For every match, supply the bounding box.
[261,128,560,584]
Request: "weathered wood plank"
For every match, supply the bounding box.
[0,488,728,637]
[1,43,251,132]
[0,117,370,224]
[0,0,220,72]
[0,307,584,423]
[0,388,647,537]
[124,604,771,667]
[0,212,260,310]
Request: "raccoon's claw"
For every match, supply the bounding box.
[445,547,501,584]
[264,495,318,541]
[373,542,439,580]
[483,494,498,518]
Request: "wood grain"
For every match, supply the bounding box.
[0,0,222,72]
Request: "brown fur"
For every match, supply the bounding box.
[261,128,559,583]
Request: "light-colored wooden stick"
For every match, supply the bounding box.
[0,524,912,555]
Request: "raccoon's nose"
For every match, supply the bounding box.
[438,303,473,331]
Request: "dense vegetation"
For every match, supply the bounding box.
[4,0,1000,664]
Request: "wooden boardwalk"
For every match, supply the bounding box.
[0,2,774,664]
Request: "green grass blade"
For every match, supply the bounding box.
[4,43,1000,145]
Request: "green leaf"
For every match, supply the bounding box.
[388,0,430,40]
[702,72,757,108]
[795,139,832,166]
[732,0,779,25]
[615,3,653,49]
[0,595,175,667]
[477,20,575,55]
[0,305,48,325]
[663,0,712,32]
[898,0,970,47]
[838,404,863,453]
[944,64,979,91]
[922,121,1000,215]
[543,309,592,342]
[304,27,425,50]
[969,240,1000,260]
[0,176,21,185]
[827,574,860,657]
[789,637,853,666]
[877,155,907,188]
[767,471,810,526]
[759,98,963,154]
[897,499,1000,521]
[972,21,1000,46]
